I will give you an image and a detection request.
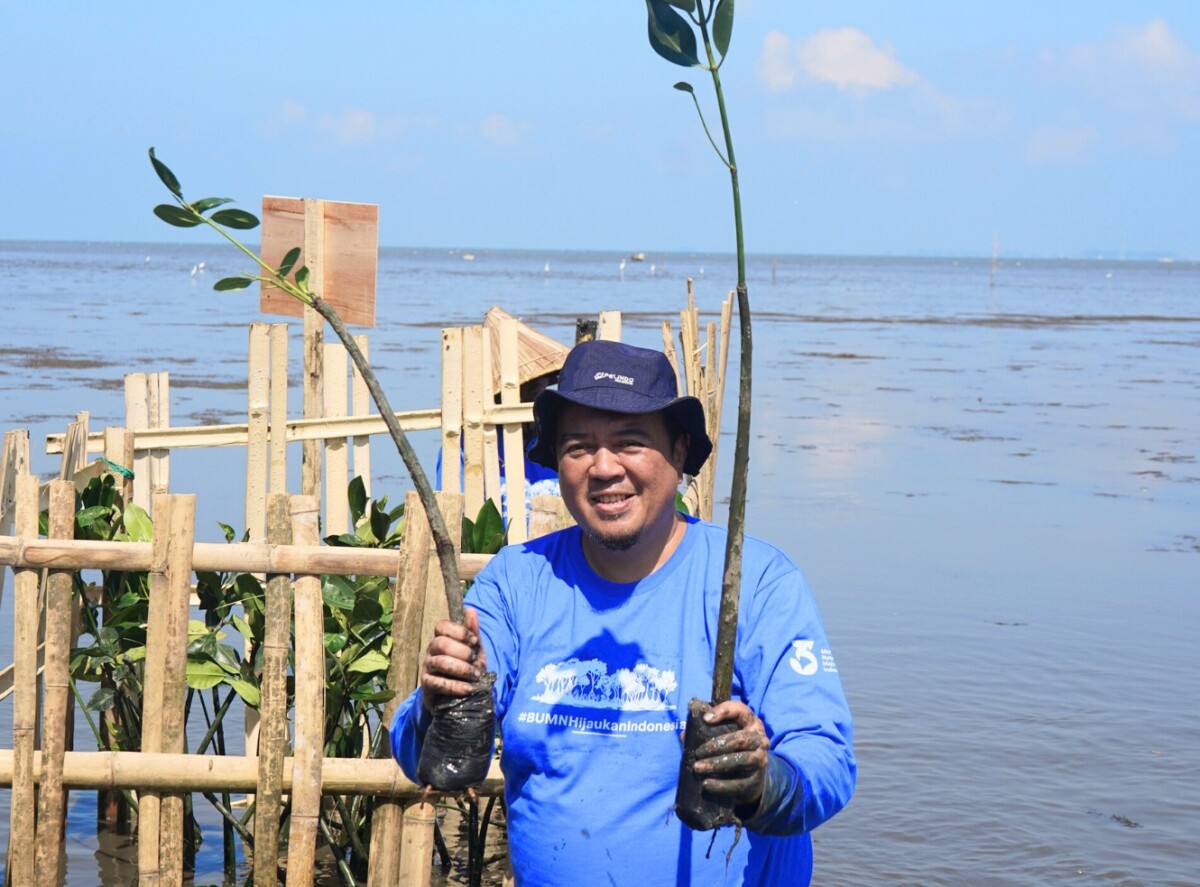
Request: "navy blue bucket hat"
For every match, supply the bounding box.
[526,339,713,476]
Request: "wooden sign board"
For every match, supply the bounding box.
[259,196,379,328]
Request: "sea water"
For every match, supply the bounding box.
[1,241,1197,884]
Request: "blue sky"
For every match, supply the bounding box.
[5,2,1199,258]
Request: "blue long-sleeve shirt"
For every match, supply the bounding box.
[392,516,855,885]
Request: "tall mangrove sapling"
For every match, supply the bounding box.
[643,0,754,831]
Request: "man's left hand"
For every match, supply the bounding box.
[691,700,770,812]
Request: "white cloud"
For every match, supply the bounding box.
[758,27,918,95]
[480,113,519,146]
[317,108,375,146]
[1043,19,1200,122]
[1026,122,1099,165]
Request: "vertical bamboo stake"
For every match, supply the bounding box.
[367,490,431,887]
[9,473,39,885]
[268,323,289,495]
[104,427,135,508]
[480,329,503,518]
[497,315,528,543]
[440,328,464,494]
[126,372,151,511]
[33,480,74,886]
[57,411,88,481]
[0,429,31,606]
[419,492,461,655]
[397,802,437,887]
[158,494,195,887]
[247,323,271,543]
[324,341,350,536]
[138,492,174,885]
[301,200,326,499]
[149,372,171,494]
[254,494,292,885]
[352,334,372,496]
[597,309,622,342]
[660,321,683,398]
[286,495,324,887]
[462,325,486,518]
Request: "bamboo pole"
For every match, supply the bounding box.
[462,325,486,518]
[440,328,464,495]
[149,372,171,494]
[286,495,324,887]
[126,372,151,510]
[0,750,505,797]
[158,495,195,887]
[367,490,430,887]
[254,494,292,885]
[46,406,452,455]
[268,323,289,495]
[301,200,326,500]
[138,494,173,885]
[352,334,372,496]
[324,341,350,536]
[9,474,39,886]
[33,480,74,886]
[397,802,437,887]
[247,323,271,544]
[597,309,622,342]
[497,315,528,543]
[0,535,490,579]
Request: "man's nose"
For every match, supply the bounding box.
[588,446,623,479]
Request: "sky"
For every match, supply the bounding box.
[4,2,1199,259]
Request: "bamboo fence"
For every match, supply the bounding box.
[0,298,741,883]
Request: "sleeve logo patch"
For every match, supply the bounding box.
[789,639,837,676]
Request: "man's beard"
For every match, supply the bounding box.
[584,525,641,552]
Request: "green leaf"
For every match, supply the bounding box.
[214,276,254,292]
[149,148,183,198]
[369,501,391,545]
[348,476,368,525]
[226,678,261,707]
[210,208,260,230]
[75,505,111,529]
[350,687,396,704]
[674,81,695,94]
[191,197,234,214]
[324,631,349,655]
[230,614,254,642]
[675,491,691,515]
[123,503,153,542]
[295,266,310,289]
[713,0,734,57]
[217,521,238,543]
[664,0,695,10]
[646,0,701,68]
[471,499,504,553]
[186,659,227,691]
[323,575,357,611]
[346,649,390,675]
[86,686,117,712]
[278,246,302,279]
[153,204,201,228]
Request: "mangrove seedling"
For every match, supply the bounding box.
[644,0,754,831]
[148,150,496,793]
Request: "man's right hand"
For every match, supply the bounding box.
[419,606,487,709]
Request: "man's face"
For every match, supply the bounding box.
[555,402,688,570]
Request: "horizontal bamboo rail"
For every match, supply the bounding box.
[0,750,504,798]
[0,536,489,579]
[44,404,534,456]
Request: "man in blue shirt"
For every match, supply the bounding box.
[393,340,855,885]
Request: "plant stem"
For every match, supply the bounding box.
[311,295,464,623]
[698,3,751,705]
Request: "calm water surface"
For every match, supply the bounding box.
[1,241,1198,885]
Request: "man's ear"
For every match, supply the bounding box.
[672,433,690,475]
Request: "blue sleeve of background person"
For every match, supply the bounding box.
[388,547,520,780]
[732,539,856,835]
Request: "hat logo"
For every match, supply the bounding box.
[593,371,635,386]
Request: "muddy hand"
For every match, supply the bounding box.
[691,700,769,810]
[420,607,487,709]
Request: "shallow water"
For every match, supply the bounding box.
[1,241,1198,884]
